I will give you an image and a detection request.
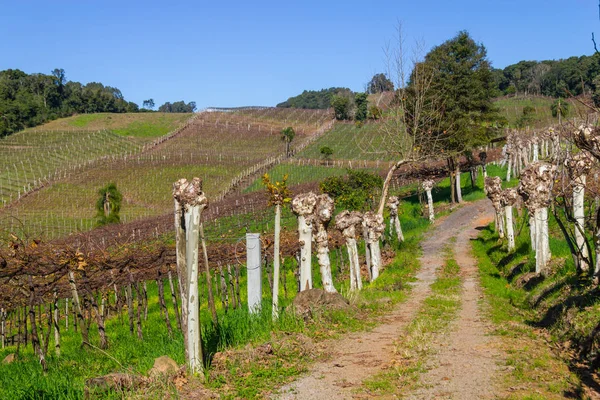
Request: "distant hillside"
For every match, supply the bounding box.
[277,87,353,109]
[0,68,141,137]
[493,53,600,98]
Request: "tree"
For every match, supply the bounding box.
[281,127,295,156]
[331,94,351,120]
[262,174,292,318]
[158,101,196,113]
[367,73,394,94]
[142,98,155,110]
[419,30,499,204]
[96,183,122,226]
[320,146,333,161]
[354,93,368,121]
[369,24,449,216]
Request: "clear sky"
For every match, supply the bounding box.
[1,0,597,109]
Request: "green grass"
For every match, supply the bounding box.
[245,163,380,193]
[0,188,435,398]
[472,211,586,398]
[295,122,397,161]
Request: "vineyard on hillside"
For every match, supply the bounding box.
[0,108,334,240]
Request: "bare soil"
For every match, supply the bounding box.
[275,200,495,399]
[407,206,501,399]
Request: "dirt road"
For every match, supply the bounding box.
[276,200,497,399]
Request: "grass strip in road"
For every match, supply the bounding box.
[361,251,463,396]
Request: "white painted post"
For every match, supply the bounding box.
[246,233,262,313]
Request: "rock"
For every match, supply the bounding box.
[292,288,350,319]
[149,355,179,377]
[2,353,15,364]
[85,373,145,395]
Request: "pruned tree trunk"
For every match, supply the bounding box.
[272,204,282,318]
[336,211,363,290]
[387,196,404,241]
[574,176,590,271]
[90,291,108,349]
[28,278,46,371]
[455,163,463,203]
[292,193,318,291]
[134,283,143,340]
[505,205,515,251]
[506,157,512,181]
[53,291,61,357]
[314,195,336,292]
[174,177,207,376]
[125,281,134,335]
[364,212,385,281]
[68,270,89,346]
[168,270,181,330]
[157,276,173,337]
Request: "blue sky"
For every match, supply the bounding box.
[1,0,597,109]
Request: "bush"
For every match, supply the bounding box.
[320,146,333,160]
[320,169,382,211]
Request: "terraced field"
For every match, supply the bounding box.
[296,122,396,161]
[0,109,334,239]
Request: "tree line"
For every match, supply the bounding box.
[0,68,196,137]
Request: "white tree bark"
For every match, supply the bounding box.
[297,215,313,291]
[292,193,318,291]
[422,180,435,223]
[184,202,202,374]
[455,166,463,203]
[336,211,363,291]
[386,196,404,241]
[505,205,515,251]
[173,177,207,377]
[272,204,281,319]
[364,212,385,281]
[314,194,336,293]
[535,208,551,274]
[573,176,589,271]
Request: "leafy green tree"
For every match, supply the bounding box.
[158,101,196,113]
[96,183,123,226]
[142,98,155,110]
[354,93,368,121]
[421,31,499,151]
[367,73,394,94]
[412,31,498,204]
[281,126,295,156]
[320,169,382,211]
[331,94,352,120]
[517,105,537,128]
[320,146,333,161]
[277,87,353,109]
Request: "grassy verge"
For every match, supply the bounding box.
[361,250,463,396]
[473,223,586,399]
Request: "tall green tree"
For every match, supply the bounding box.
[281,126,295,156]
[331,94,352,120]
[367,73,394,94]
[418,31,499,203]
[354,93,368,121]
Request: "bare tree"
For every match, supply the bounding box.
[360,24,447,216]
